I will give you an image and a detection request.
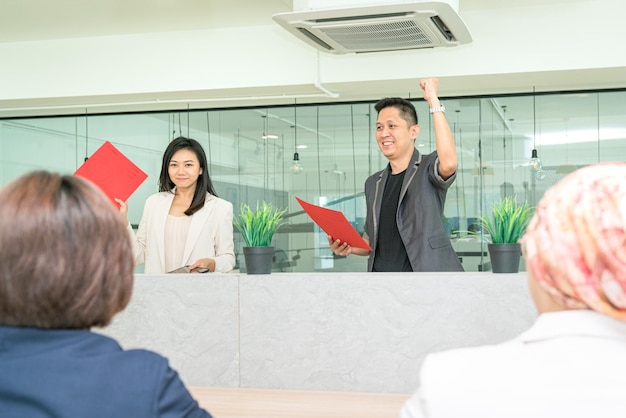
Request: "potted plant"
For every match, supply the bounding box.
[478,197,533,273]
[234,202,286,274]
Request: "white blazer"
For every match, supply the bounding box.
[129,191,235,274]
[400,310,626,418]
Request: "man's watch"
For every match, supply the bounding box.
[429,105,446,114]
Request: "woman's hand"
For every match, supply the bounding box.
[189,258,216,273]
[114,198,129,223]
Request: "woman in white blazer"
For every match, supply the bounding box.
[118,137,235,274]
[400,162,626,418]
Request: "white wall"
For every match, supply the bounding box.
[1,0,625,116]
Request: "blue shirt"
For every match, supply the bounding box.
[0,325,212,418]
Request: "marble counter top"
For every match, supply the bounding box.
[97,272,537,393]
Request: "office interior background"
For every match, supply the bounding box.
[1,0,625,273]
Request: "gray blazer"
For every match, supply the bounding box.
[363,148,463,272]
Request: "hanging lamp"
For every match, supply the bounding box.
[529,88,542,172]
[291,104,303,174]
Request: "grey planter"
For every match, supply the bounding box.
[243,246,274,274]
[488,243,521,273]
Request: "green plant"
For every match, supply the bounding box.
[479,197,533,244]
[234,202,287,247]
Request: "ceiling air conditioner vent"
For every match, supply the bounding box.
[273,1,472,54]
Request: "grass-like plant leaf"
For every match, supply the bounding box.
[234,202,287,247]
[479,197,533,244]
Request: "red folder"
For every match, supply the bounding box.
[74,141,148,207]
[296,197,371,250]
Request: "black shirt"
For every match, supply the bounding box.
[372,170,413,272]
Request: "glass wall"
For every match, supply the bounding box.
[1,90,625,272]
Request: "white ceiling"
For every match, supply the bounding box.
[3,0,623,109]
[0,0,293,43]
[1,0,622,129]
[0,0,576,44]
[1,1,624,182]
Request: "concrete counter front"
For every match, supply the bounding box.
[97,272,537,394]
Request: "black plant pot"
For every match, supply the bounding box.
[243,246,274,274]
[488,243,521,273]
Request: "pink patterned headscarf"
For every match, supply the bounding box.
[521,162,626,320]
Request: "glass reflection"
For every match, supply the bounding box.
[1,90,625,272]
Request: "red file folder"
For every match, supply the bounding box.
[296,197,371,250]
[74,141,148,207]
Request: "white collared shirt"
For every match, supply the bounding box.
[400,310,626,418]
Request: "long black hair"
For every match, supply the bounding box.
[158,136,217,216]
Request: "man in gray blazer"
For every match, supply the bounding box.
[329,78,463,272]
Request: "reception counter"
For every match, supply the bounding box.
[97,272,537,394]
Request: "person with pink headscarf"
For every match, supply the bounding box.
[400,162,626,418]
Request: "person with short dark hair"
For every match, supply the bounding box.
[400,162,626,418]
[329,78,463,272]
[500,181,516,199]
[0,171,212,418]
[118,136,235,274]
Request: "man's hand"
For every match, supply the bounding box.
[328,235,352,257]
[328,235,371,257]
[419,78,440,106]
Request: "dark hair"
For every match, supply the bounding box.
[0,171,134,329]
[158,136,217,216]
[500,182,516,199]
[374,97,419,126]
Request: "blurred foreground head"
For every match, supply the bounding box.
[0,171,134,328]
[521,162,626,319]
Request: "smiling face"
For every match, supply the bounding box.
[168,148,203,191]
[376,106,419,168]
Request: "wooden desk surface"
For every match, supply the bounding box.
[189,386,411,418]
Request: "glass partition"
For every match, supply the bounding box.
[1,89,625,272]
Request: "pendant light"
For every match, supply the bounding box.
[291,150,302,174]
[529,88,542,172]
[291,104,303,174]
